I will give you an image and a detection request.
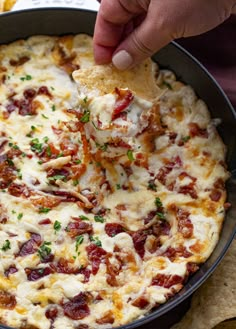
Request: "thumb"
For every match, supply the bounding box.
[112,12,173,70]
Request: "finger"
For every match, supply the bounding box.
[112,6,173,70]
[93,0,147,64]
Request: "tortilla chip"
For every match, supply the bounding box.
[214,320,236,329]
[171,240,236,329]
[72,59,161,101]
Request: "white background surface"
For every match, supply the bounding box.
[12,0,99,11]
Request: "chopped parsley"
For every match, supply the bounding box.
[1,239,11,251]
[116,184,121,190]
[38,207,51,214]
[94,215,105,223]
[48,175,67,182]
[17,213,23,220]
[83,96,88,104]
[148,182,157,191]
[51,105,56,112]
[79,215,89,221]
[7,158,14,166]
[53,220,61,233]
[127,149,134,161]
[41,114,49,119]
[30,138,43,153]
[43,136,49,143]
[157,212,165,220]
[80,109,90,123]
[72,179,79,186]
[20,74,32,81]
[182,136,190,143]
[37,242,52,260]
[46,146,52,157]
[75,235,84,251]
[155,197,163,208]
[90,236,102,247]
[8,142,19,150]
[75,159,81,164]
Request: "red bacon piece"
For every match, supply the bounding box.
[186,262,199,276]
[24,88,36,99]
[209,189,222,202]
[163,246,192,261]
[86,244,107,275]
[112,88,134,120]
[0,290,16,310]
[131,296,149,309]
[96,310,114,324]
[105,223,125,237]
[157,156,182,186]
[9,56,29,66]
[4,265,18,278]
[62,292,90,320]
[18,233,42,257]
[176,208,193,238]
[25,267,52,281]
[131,230,148,259]
[38,86,52,98]
[45,306,58,321]
[152,273,183,288]
[152,221,171,237]
[78,267,91,283]
[66,220,93,238]
[38,218,52,225]
[189,122,208,138]
[52,258,79,274]
[106,258,119,287]
[8,183,30,198]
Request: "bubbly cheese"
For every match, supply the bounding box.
[0,35,229,329]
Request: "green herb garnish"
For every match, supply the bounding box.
[80,109,90,123]
[127,149,134,161]
[54,220,61,233]
[1,239,11,251]
[94,215,105,223]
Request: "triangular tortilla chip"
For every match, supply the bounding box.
[72,59,161,101]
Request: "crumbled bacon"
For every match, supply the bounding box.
[163,246,192,261]
[25,267,53,281]
[0,290,16,309]
[131,230,148,259]
[106,258,120,287]
[176,208,193,238]
[8,182,30,198]
[186,262,199,277]
[24,88,37,99]
[51,257,79,274]
[131,296,149,309]
[18,233,42,257]
[78,267,91,283]
[86,244,107,275]
[38,218,52,225]
[112,88,134,120]
[189,122,208,138]
[38,86,52,98]
[62,292,90,320]
[66,220,93,238]
[9,56,29,66]
[60,138,79,156]
[45,306,58,321]
[105,223,125,237]
[96,310,115,324]
[152,220,171,237]
[4,265,18,278]
[152,273,183,288]
[209,189,222,202]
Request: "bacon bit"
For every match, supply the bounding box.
[176,208,193,239]
[60,138,79,156]
[112,88,134,121]
[145,236,161,254]
[209,189,222,202]
[115,204,127,211]
[109,139,131,149]
[186,262,199,277]
[38,218,52,225]
[96,310,115,324]
[75,325,89,329]
[152,221,171,237]
[156,156,182,186]
[52,257,79,274]
[78,267,91,283]
[4,265,18,278]
[214,178,225,189]
[106,258,120,287]
[224,202,231,210]
[105,223,125,237]
[23,88,37,99]
[18,233,42,257]
[7,147,22,159]
[25,267,52,281]
[45,306,58,321]
[152,273,183,288]
[131,230,148,259]
[163,246,192,261]
[168,132,177,144]
[66,220,93,238]
[86,244,107,275]
[31,195,61,209]
[189,122,208,138]
[144,210,157,225]
[134,152,149,169]
[9,56,30,66]
[0,290,16,309]
[8,183,30,198]
[71,163,87,179]
[38,86,52,98]
[131,296,149,309]
[62,292,90,320]
[52,126,63,135]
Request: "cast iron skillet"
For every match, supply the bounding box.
[0,8,235,329]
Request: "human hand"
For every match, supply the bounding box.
[93,0,236,70]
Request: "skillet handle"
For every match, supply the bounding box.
[12,0,99,11]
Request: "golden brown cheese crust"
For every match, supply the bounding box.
[0,35,229,329]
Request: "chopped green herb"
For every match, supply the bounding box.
[46,146,52,157]
[156,212,165,220]
[83,96,88,104]
[163,81,173,90]
[75,159,81,164]
[43,136,49,143]
[94,215,105,223]
[7,158,14,166]
[37,241,51,260]
[50,86,55,91]
[155,197,163,208]
[31,126,36,131]
[56,153,64,158]
[92,121,101,130]
[72,256,76,260]
[11,210,16,214]
[182,136,190,143]
[9,142,19,150]
[51,105,56,112]
[38,160,43,165]
[17,212,23,220]
[72,179,79,186]
[17,171,22,180]
[30,138,43,153]
[41,114,49,119]
[48,175,66,182]
[95,162,101,167]
[75,235,84,251]
[127,149,134,161]
[116,184,121,190]
[38,207,51,214]
[148,182,157,191]
[1,239,11,251]
[20,74,32,81]
[80,109,90,123]
[90,236,102,247]
[54,220,61,233]
[80,215,89,221]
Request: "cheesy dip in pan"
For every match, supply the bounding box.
[0,35,229,329]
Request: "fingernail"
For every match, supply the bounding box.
[112,50,133,70]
